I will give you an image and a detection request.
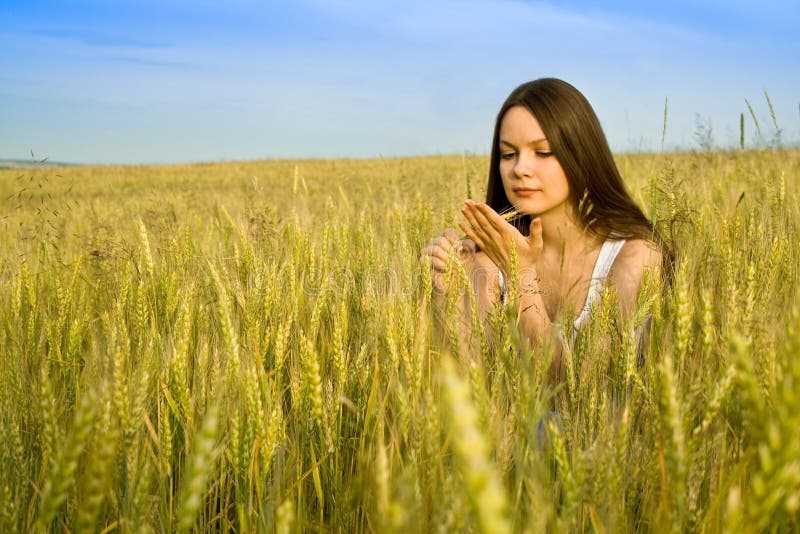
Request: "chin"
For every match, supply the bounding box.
[512,199,545,216]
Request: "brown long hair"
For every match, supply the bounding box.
[487,78,654,243]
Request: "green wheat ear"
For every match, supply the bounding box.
[463,152,473,199]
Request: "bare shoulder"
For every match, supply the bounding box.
[609,238,663,316]
[609,238,663,289]
[614,238,662,271]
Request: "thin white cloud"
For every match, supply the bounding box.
[1,0,797,163]
[295,0,737,51]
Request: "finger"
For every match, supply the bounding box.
[420,254,447,272]
[527,217,542,236]
[461,221,507,269]
[527,217,543,245]
[459,222,503,269]
[456,238,477,262]
[429,232,457,251]
[433,234,454,248]
[461,204,495,245]
[459,238,476,255]
[458,220,485,251]
[464,207,503,255]
[429,241,451,262]
[442,228,459,246]
[428,257,447,272]
[423,244,451,264]
[463,201,501,237]
[471,202,508,241]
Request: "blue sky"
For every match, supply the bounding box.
[0,0,798,164]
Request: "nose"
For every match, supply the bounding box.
[513,150,536,179]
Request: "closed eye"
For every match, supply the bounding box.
[500,152,516,160]
[536,151,553,157]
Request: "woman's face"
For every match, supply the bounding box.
[498,105,570,219]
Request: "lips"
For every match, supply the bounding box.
[513,188,541,197]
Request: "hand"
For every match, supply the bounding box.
[458,200,543,279]
[420,228,477,293]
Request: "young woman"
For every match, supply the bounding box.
[421,78,665,360]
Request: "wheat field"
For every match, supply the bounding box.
[0,149,798,532]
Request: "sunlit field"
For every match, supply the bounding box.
[0,149,798,532]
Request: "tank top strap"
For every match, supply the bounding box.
[573,238,626,329]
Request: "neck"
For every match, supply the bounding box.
[539,208,598,260]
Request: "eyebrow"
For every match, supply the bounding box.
[499,138,549,147]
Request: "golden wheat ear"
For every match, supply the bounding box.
[498,207,521,222]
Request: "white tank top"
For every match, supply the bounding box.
[497,239,626,337]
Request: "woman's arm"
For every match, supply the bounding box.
[605,238,663,370]
[608,238,663,322]
[458,201,558,357]
[469,251,502,326]
[421,229,501,351]
[514,268,554,342]
[513,269,566,387]
[438,251,502,353]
